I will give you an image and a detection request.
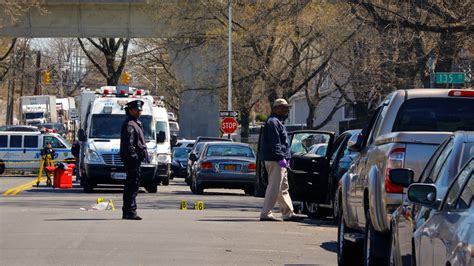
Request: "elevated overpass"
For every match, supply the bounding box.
[0,0,173,38]
[0,0,221,138]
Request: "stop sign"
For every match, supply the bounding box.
[220,117,238,134]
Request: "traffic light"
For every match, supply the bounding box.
[120,71,131,85]
[42,71,51,84]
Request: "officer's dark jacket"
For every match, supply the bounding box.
[120,116,149,165]
[260,113,291,161]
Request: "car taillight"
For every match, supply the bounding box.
[248,163,256,172]
[201,162,213,170]
[448,90,474,97]
[385,147,405,193]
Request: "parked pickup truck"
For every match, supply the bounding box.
[337,89,474,265]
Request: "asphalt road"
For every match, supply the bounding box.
[1,175,338,265]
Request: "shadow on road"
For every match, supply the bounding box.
[198,218,259,222]
[44,218,121,221]
[320,241,338,253]
[298,218,337,228]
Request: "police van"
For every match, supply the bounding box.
[0,131,73,175]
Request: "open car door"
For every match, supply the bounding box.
[287,131,334,203]
[255,127,335,203]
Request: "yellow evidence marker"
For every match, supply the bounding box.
[180,200,187,210]
[194,201,205,210]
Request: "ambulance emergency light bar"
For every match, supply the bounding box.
[95,86,150,97]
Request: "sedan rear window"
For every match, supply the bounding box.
[393,98,474,132]
[206,145,255,158]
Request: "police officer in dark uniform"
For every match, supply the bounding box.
[120,100,149,220]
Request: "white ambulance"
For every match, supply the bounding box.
[0,131,72,174]
[152,101,171,185]
[77,86,161,193]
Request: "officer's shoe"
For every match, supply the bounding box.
[122,215,143,220]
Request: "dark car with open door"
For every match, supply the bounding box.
[255,129,335,216]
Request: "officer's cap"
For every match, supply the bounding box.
[125,100,144,111]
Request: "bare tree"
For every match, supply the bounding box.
[77,38,130,86]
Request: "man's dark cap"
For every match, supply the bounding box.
[125,100,144,111]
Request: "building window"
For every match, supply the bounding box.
[343,104,356,120]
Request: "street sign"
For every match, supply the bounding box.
[220,117,238,134]
[68,108,79,121]
[219,110,239,117]
[435,72,465,84]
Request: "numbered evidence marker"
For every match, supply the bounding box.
[97,197,105,204]
[180,200,188,210]
[194,201,205,210]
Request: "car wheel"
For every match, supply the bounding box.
[194,178,204,195]
[83,178,94,193]
[244,187,254,196]
[364,209,389,266]
[190,175,196,194]
[303,202,330,219]
[337,210,362,265]
[0,160,5,175]
[161,175,170,186]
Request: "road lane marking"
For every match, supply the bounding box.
[2,178,45,196]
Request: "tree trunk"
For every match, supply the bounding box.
[306,105,315,129]
[34,51,41,95]
[434,32,459,88]
[240,109,250,143]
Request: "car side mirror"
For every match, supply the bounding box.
[156,131,166,143]
[407,184,438,207]
[389,169,414,188]
[78,129,86,141]
[189,153,198,161]
[347,133,364,152]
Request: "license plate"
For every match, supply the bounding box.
[224,165,236,171]
[111,172,127,180]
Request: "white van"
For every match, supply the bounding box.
[153,105,171,185]
[0,131,73,174]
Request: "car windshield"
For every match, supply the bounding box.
[25,112,44,119]
[205,145,255,158]
[393,98,474,132]
[173,148,189,159]
[90,114,154,140]
[56,135,71,148]
[194,142,205,154]
[169,122,179,131]
[41,124,53,129]
[54,124,66,131]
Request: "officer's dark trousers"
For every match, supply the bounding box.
[122,162,141,216]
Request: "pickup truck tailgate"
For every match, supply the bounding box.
[376,132,452,181]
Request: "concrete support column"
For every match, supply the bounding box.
[168,44,224,138]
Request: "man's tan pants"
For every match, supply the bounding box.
[260,161,294,219]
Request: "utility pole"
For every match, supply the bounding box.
[227,0,232,111]
[6,46,16,125]
[34,50,42,95]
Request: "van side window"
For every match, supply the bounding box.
[24,136,39,148]
[10,135,22,148]
[43,136,66,148]
[0,136,7,147]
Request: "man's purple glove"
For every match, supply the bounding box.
[278,159,288,168]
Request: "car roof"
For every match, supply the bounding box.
[454,131,474,143]
[196,136,232,142]
[203,141,251,147]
